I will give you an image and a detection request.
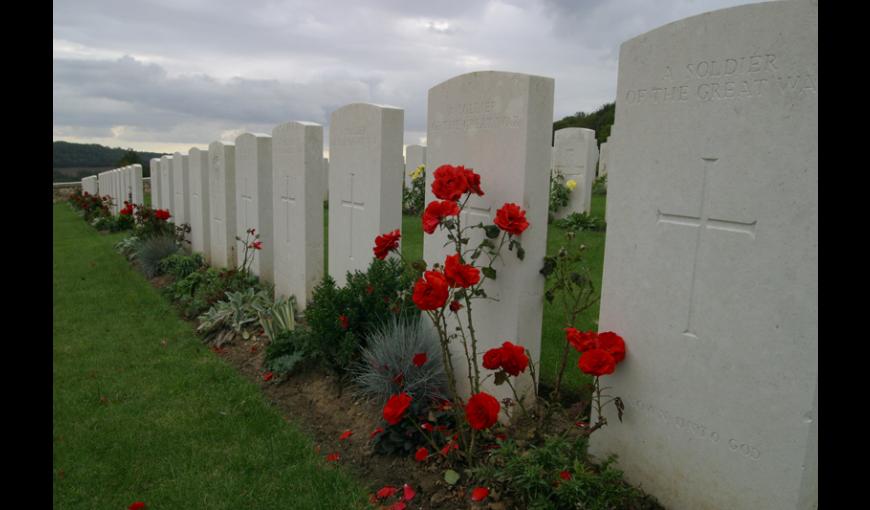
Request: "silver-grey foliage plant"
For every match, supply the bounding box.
[351,316,449,406]
[135,235,179,278]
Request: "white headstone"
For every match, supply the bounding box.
[160,156,175,216]
[172,153,191,231]
[597,141,608,178]
[552,127,597,218]
[149,158,161,209]
[404,144,427,189]
[425,71,554,405]
[272,121,325,310]
[208,142,237,269]
[131,164,143,205]
[188,147,211,263]
[592,3,817,510]
[234,133,274,282]
[328,102,404,287]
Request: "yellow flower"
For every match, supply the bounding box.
[410,165,425,181]
[566,179,577,191]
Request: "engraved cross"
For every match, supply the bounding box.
[280,172,297,242]
[341,172,365,261]
[657,157,757,339]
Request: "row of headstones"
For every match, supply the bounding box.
[83,2,816,506]
[143,117,432,318]
[90,165,144,214]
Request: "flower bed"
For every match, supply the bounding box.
[67,175,663,509]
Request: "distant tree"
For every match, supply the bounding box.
[552,102,615,147]
[116,149,141,167]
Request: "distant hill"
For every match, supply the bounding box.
[553,102,615,146]
[53,141,166,181]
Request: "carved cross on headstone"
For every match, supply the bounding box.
[657,157,757,339]
[239,169,254,233]
[211,153,223,225]
[280,172,297,242]
[341,172,365,261]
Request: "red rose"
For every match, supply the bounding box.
[431,164,469,200]
[493,202,529,235]
[370,427,384,439]
[422,200,460,234]
[449,300,463,312]
[465,392,500,430]
[596,332,626,364]
[412,352,427,367]
[461,166,484,196]
[325,452,340,462]
[412,271,449,310]
[559,470,572,481]
[383,392,412,425]
[482,342,528,376]
[338,315,349,330]
[250,241,263,250]
[578,349,616,376]
[373,229,401,259]
[421,422,434,432]
[339,430,353,441]
[154,209,171,221]
[443,254,480,288]
[471,487,490,502]
[414,447,428,462]
[497,341,529,376]
[565,328,597,352]
[128,503,146,510]
[262,371,273,381]
[482,348,502,371]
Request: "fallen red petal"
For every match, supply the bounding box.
[376,486,398,499]
[403,483,416,501]
[471,487,490,502]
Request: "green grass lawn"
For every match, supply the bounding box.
[53,203,367,509]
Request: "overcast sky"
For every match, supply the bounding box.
[53,0,767,155]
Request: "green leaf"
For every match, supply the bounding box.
[484,225,500,239]
[516,245,525,261]
[444,469,460,485]
[540,257,556,277]
[494,370,508,386]
[481,267,496,280]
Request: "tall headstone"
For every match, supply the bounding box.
[188,147,211,262]
[234,133,274,282]
[150,158,161,209]
[272,121,324,310]
[552,127,598,218]
[404,144,427,189]
[131,164,143,205]
[172,153,191,232]
[328,102,404,287]
[208,142,237,269]
[425,71,554,404]
[597,141,608,178]
[592,3,817,510]
[160,155,175,216]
